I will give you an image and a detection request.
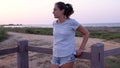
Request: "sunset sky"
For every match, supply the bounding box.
[0,0,120,25]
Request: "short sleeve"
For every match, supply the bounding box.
[70,19,81,31]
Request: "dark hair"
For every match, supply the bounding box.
[55,2,74,18]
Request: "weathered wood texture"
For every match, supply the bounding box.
[91,43,104,68]
[0,47,17,55]
[17,39,29,68]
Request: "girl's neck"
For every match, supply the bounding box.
[57,16,68,24]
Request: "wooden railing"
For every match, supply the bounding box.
[0,39,120,68]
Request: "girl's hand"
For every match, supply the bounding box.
[76,49,84,57]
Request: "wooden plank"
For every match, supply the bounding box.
[0,47,18,55]
[28,46,52,54]
[28,46,91,59]
[76,52,91,59]
[104,47,120,57]
[17,39,29,68]
[91,43,104,68]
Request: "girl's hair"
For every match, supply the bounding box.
[55,2,74,18]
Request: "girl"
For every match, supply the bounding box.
[51,2,89,68]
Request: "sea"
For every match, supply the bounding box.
[2,23,120,28]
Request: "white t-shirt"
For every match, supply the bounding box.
[53,18,81,57]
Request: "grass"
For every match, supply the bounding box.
[0,27,7,42]
[25,28,53,35]
[105,55,120,68]
[89,32,120,40]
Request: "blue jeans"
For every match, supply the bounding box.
[51,54,76,66]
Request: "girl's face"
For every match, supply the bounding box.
[53,4,64,18]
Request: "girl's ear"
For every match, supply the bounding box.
[61,9,65,14]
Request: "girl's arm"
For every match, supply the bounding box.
[76,25,90,56]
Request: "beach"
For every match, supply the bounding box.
[0,32,120,68]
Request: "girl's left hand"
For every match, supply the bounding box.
[76,49,83,57]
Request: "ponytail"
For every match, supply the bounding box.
[64,4,74,18]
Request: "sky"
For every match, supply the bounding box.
[0,0,120,25]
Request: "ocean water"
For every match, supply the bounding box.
[82,23,120,27]
[3,23,120,28]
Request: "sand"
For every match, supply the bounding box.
[0,32,119,68]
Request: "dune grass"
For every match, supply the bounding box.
[0,27,7,42]
[105,55,120,68]
[25,28,53,35]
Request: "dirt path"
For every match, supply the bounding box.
[0,32,119,68]
[6,32,120,51]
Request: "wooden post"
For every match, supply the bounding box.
[91,43,104,68]
[17,39,29,68]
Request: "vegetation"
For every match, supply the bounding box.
[87,27,120,42]
[105,55,120,68]
[0,27,7,42]
[25,28,53,35]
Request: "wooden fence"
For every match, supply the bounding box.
[0,39,120,68]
